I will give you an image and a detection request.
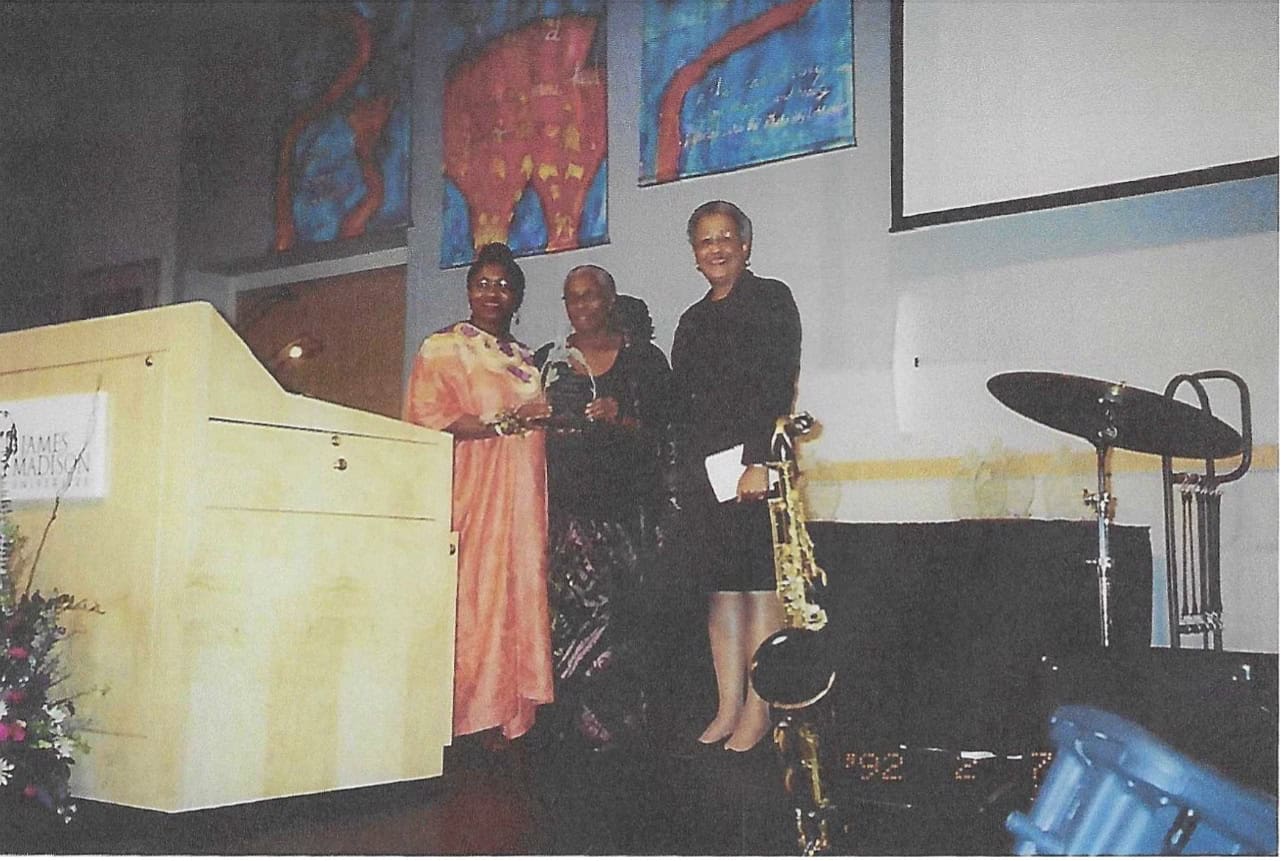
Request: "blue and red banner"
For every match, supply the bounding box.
[274,1,413,252]
[640,0,855,186]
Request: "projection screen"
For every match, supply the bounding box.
[892,0,1279,232]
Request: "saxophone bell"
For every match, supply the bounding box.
[750,626,836,710]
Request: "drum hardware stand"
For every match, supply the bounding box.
[1161,371,1251,651]
[988,371,1243,653]
[1082,383,1122,647]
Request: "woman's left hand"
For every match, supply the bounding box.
[584,396,619,423]
[515,399,553,424]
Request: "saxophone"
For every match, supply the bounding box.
[751,413,836,855]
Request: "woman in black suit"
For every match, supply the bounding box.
[670,201,802,753]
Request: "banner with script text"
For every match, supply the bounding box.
[640,0,855,186]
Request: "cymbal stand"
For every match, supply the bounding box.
[1083,384,1122,647]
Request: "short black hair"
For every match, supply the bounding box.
[466,242,527,309]
[686,200,753,248]
[611,294,655,344]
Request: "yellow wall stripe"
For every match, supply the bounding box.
[808,445,1276,483]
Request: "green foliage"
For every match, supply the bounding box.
[0,523,98,824]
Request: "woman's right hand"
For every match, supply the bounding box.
[736,464,770,502]
[514,398,552,424]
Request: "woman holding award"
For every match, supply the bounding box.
[538,265,671,751]
[403,242,554,748]
[671,201,802,753]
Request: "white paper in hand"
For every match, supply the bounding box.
[705,444,745,503]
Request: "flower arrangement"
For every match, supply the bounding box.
[0,412,97,826]
[0,522,94,825]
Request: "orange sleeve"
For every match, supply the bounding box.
[403,338,467,430]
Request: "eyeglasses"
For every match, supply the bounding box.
[472,277,511,292]
[695,232,741,248]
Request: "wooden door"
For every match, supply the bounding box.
[235,266,406,419]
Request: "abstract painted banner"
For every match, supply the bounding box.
[274,1,413,252]
[440,1,608,268]
[639,0,855,186]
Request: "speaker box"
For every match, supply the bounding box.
[809,520,1152,749]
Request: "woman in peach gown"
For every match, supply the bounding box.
[404,242,554,746]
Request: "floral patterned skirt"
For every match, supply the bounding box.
[547,507,660,751]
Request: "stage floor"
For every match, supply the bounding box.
[2,600,1018,856]
[6,519,1274,854]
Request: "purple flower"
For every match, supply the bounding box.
[6,646,29,660]
[0,722,27,743]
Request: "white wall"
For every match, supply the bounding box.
[3,1,1275,651]
[401,2,1276,649]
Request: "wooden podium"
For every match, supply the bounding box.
[0,302,456,812]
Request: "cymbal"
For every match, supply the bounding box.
[987,372,1243,459]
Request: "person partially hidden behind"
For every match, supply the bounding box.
[537,265,671,752]
[403,242,554,751]
[670,201,802,753]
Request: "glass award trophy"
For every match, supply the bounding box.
[539,342,597,431]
